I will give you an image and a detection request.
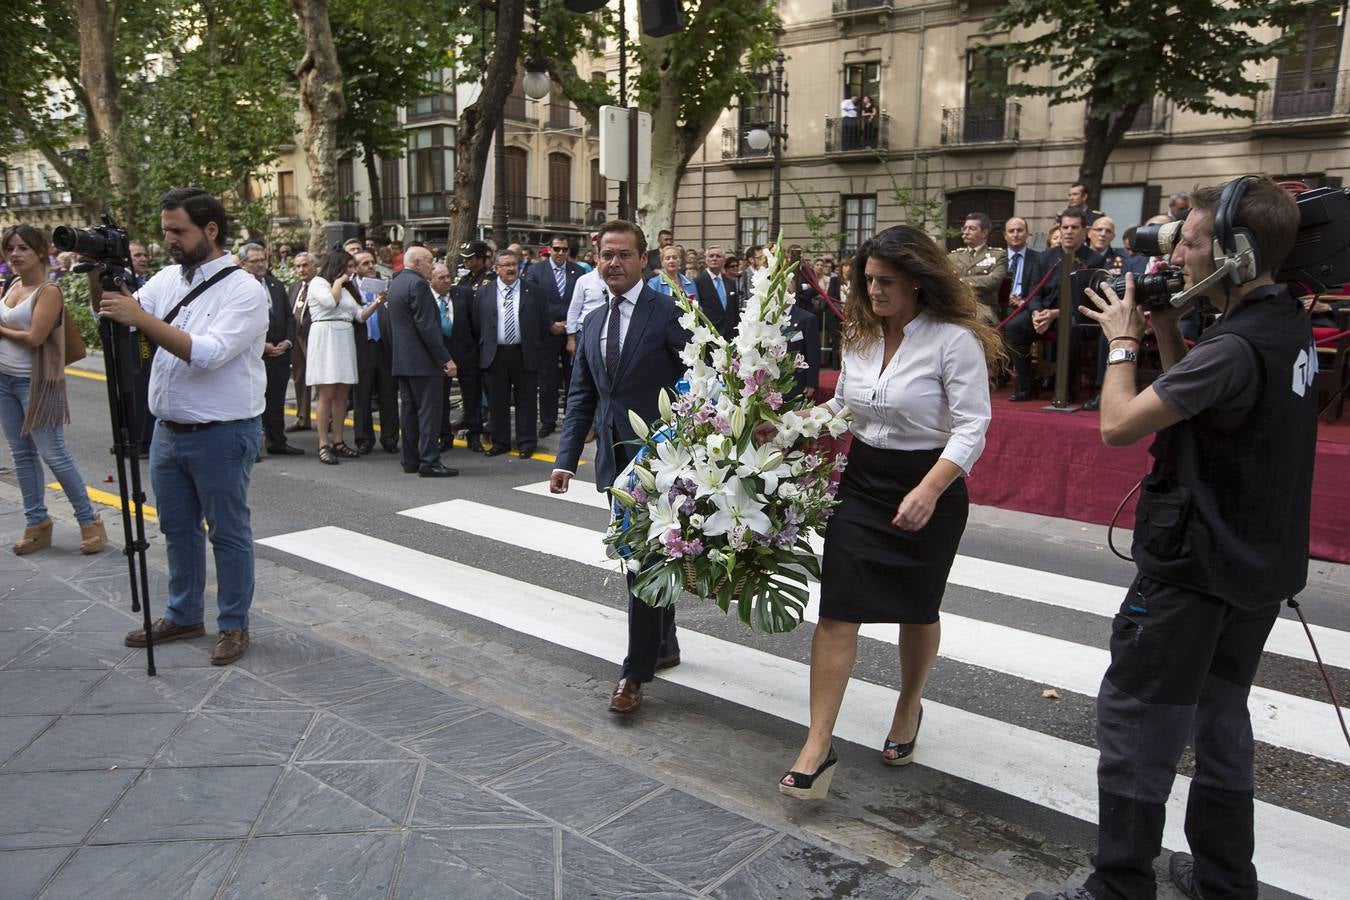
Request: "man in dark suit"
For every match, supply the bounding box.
[524,234,586,438]
[351,250,399,454]
[240,244,303,456]
[1002,216,1044,313]
[285,252,316,432]
[550,220,692,716]
[473,248,550,458]
[787,305,820,403]
[694,244,740,340]
[445,240,492,453]
[386,246,458,477]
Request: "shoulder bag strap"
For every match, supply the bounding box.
[161,265,243,326]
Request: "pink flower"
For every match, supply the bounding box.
[765,391,783,410]
[713,415,731,434]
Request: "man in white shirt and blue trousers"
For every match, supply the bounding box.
[94,188,269,667]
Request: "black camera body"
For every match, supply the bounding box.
[1090,268,1186,311]
[52,216,133,292]
[1278,186,1350,294]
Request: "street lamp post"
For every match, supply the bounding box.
[746,49,788,242]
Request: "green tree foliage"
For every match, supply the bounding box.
[975,0,1324,205]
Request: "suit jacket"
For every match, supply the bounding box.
[523,258,586,326]
[1121,252,1151,276]
[286,279,312,337]
[473,278,549,371]
[787,305,820,398]
[1026,245,1097,312]
[949,244,1008,315]
[386,267,451,377]
[555,284,691,490]
[444,272,486,369]
[694,270,740,340]
[261,272,295,352]
[1003,247,1043,305]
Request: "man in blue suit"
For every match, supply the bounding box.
[524,234,586,438]
[550,220,692,716]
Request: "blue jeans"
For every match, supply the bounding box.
[150,417,260,631]
[0,372,97,527]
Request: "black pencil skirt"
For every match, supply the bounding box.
[819,438,968,624]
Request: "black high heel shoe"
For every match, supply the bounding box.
[778,745,838,800]
[882,706,923,767]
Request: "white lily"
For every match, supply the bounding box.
[702,478,772,537]
[650,439,694,493]
[689,460,728,497]
[734,442,789,495]
[646,493,683,543]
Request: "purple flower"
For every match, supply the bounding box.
[680,497,697,516]
[765,391,783,410]
[713,415,731,434]
[631,487,648,504]
[686,538,704,555]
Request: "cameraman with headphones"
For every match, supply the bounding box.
[1029,176,1314,900]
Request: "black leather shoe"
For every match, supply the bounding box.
[466,437,485,453]
[402,464,419,474]
[517,446,536,459]
[484,446,508,457]
[1169,852,1202,900]
[538,422,555,438]
[355,442,373,455]
[418,463,459,477]
[381,442,398,454]
[267,444,306,456]
[1008,390,1040,402]
[1083,393,1101,411]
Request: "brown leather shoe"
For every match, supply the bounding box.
[608,678,642,715]
[655,653,681,670]
[211,629,250,666]
[124,618,206,647]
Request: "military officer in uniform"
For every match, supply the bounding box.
[948,212,1008,324]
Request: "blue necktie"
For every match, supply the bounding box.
[438,295,453,337]
[1010,252,1023,295]
[503,284,518,344]
[554,264,566,298]
[364,295,381,341]
[714,276,727,309]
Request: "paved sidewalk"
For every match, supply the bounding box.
[0,530,928,898]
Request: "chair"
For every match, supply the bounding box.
[1313,304,1350,423]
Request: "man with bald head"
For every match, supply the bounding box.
[1002,216,1044,311]
[386,246,458,477]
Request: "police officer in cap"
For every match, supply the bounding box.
[1028,176,1314,900]
[446,240,492,452]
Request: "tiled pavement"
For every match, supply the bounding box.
[0,539,928,898]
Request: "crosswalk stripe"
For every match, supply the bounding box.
[512,481,1350,668]
[402,498,1350,766]
[257,524,1350,900]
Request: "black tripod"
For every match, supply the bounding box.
[98,316,157,676]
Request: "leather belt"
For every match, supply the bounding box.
[159,419,237,433]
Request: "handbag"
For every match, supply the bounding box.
[63,306,87,365]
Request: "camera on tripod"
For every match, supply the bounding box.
[52,216,133,292]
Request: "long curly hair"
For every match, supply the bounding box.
[845,225,1008,376]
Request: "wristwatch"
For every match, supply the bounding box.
[1107,346,1138,366]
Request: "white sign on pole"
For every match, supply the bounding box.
[597,104,652,185]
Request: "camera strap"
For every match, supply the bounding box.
[160,265,245,327]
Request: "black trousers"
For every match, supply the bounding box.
[538,333,570,428]
[486,345,538,450]
[355,334,398,449]
[1087,575,1278,900]
[1004,309,1092,395]
[262,355,291,449]
[612,440,678,681]
[397,375,444,470]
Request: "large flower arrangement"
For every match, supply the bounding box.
[605,245,851,633]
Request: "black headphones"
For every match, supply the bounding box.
[1212,175,1263,284]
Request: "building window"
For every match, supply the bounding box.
[945,188,1015,252]
[408,125,455,217]
[337,157,357,221]
[503,146,528,218]
[276,171,297,218]
[411,67,456,120]
[840,194,876,255]
[589,158,606,222]
[381,156,404,221]
[548,152,572,222]
[844,61,880,108]
[738,199,768,250]
[1273,9,1344,118]
[963,51,1009,142]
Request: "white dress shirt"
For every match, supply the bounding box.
[134,252,268,423]
[496,277,522,345]
[597,279,643,363]
[825,310,991,474]
[567,268,609,335]
[840,97,858,118]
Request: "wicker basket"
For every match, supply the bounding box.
[682,560,747,601]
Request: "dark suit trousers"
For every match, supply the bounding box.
[291,323,311,424]
[1005,309,1092,395]
[612,440,678,681]
[538,333,569,427]
[355,335,399,449]
[262,355,292,448]
[398,375,443,469]
[486,345,538,450]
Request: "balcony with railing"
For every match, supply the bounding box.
[504,93,529,121]
[1,190,74,208]
[824,113,890,154]
[548,103,578,130]
[831,0,892,18]
[381,195,405,222]
[338,196,359,222]
[940,102,1021,148]
[503,194,595,226]
[408,191,451,218]
[721,125,773,163]
[271,194,301,219]
[1255,69,1350,127]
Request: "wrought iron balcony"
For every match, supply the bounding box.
[548,103,578,129]
[338,196,359,222]
[824,113,890,154]
[380,195,405,222]
[503,193,592,226]
[832,0,892,16]
[940,102,1021,146]
[721,125,772,161]
[2,190,74,208]
[408,191,452,218]
[1256,69,1350,122]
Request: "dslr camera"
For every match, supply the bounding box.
[52,216,133,292]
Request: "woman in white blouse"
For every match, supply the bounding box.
[305,250,376,465]
[779,224,1007,800]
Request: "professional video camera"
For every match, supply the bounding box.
[1090,268,1186,312]
[51,217,134,293]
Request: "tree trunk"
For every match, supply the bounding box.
[69,0,132,216]
[634,36,714,236]
[447,0,525,251]
[291,0,346,254]
[1077,97,1144,210]
[363,145,384,233]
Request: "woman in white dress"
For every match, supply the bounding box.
[305,249,368,465]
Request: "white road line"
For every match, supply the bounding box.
[512,481,1350,667]
[407,499,1350,766]
[258,525,1350,900]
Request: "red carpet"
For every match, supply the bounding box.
[816,371,1350,564]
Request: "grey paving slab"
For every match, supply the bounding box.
[0,715,54,763]
[0,846,70,900]
[93,765,282,842]
[709,835,921,900]
[396,828,552,900]
[559,832,696,899]
[56,602,140,632]
[404,713,565,783]
[258,762,417,835]
[411,763,546,827]
[124,634,218,668]
[588,789,778,891]
[5,712,183,772]
[0,769,136,849]
[0,668,105,716]
[267,654,404,707]
[0,598,91,630]
[5,631,130,670]
[3,574,81,602]
[0,628,41,664]
[221,832,402,899]
[328,682,478,742]
[71,667,221,714]
[155,709,313,767]
[294,712,418,763]
[490,746,664,832]
[200,669,310,711]
[233,625,345,677]
[42,839,240,900]
[64,572,169,607]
